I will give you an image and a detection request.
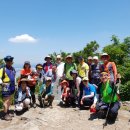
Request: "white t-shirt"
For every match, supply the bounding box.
[56,62,65,78]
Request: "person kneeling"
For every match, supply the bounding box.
[15,78,31,113]
[60,80,71,105]
[91,72,120,122]
[38,77,54,108]
[80,77,96,109]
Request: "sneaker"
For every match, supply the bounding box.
[4,114,12,121]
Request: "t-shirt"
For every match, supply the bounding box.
[83,83,96,96]
[56,62,65,78]
[77,62,89,78]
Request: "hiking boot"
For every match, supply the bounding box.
[4,114,12,121]
[9,113,14,117]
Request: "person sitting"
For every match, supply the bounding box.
[15,78,31,113]
[80,77,96,109]
[91,72,120,122]
[38,77,54,108]
[60,80,70,105]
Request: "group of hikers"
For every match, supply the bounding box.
[0,53,121,124]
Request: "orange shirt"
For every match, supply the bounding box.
[20,69,32,76]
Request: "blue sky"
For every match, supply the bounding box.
[0,0,130,66]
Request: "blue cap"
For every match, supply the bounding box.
[4,56,14,61]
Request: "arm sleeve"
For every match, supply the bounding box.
[112,62,117,82]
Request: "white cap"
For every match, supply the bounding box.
[87,56,93,60]
[93,56,98,60]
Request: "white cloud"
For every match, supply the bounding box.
[8,34,37,43]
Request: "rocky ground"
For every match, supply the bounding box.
[0,100,130,130]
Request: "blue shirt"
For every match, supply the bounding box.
[83,83,96,96]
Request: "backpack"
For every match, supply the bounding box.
[0,66,16,96]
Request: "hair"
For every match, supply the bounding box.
[23,63,31,69]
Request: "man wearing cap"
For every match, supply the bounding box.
[63,55,77,89]
[38,77,54,108]
[100,53,117,84]
[80,77,96,109]
[0,56,16,121]
[43,55,53,74]
[91,56,101,88]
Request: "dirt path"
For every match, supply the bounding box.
[0,100,130,130]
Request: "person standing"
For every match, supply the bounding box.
[0,56,16,121]
[100,53,117,84]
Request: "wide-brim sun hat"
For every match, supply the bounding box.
[60,80,69,87]
[100,53,110,59]
[19,78,29,84]
[4,56,14,62]
[44,55,52,61]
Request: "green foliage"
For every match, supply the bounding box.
[120,81,130,101]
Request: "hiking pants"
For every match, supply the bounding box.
[82,97,94,107]
[30,86,36,104]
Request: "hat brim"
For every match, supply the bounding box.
[60,81,69,87]
[44,57,52,61]
[101,55,110,59]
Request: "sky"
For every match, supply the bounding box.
[0,0,130,66]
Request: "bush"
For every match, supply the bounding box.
[120,81,130,101]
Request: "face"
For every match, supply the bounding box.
[101,56,109,63]
[46,58,51,63]
[25,64,30,69]
[46,80,52,86]
[83,80,89,86]
[71,73,77,78]
[21,81,27,90]
[62,82,67,88]
[66,57,72,63]
[93,59,98,64]
[100,73,109,83]
[6,60,13,67]
[88,59,93,64]
[56,58,61,64]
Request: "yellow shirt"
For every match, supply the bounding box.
[77,62,89,78]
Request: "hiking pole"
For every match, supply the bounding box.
[103,83,117,129]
